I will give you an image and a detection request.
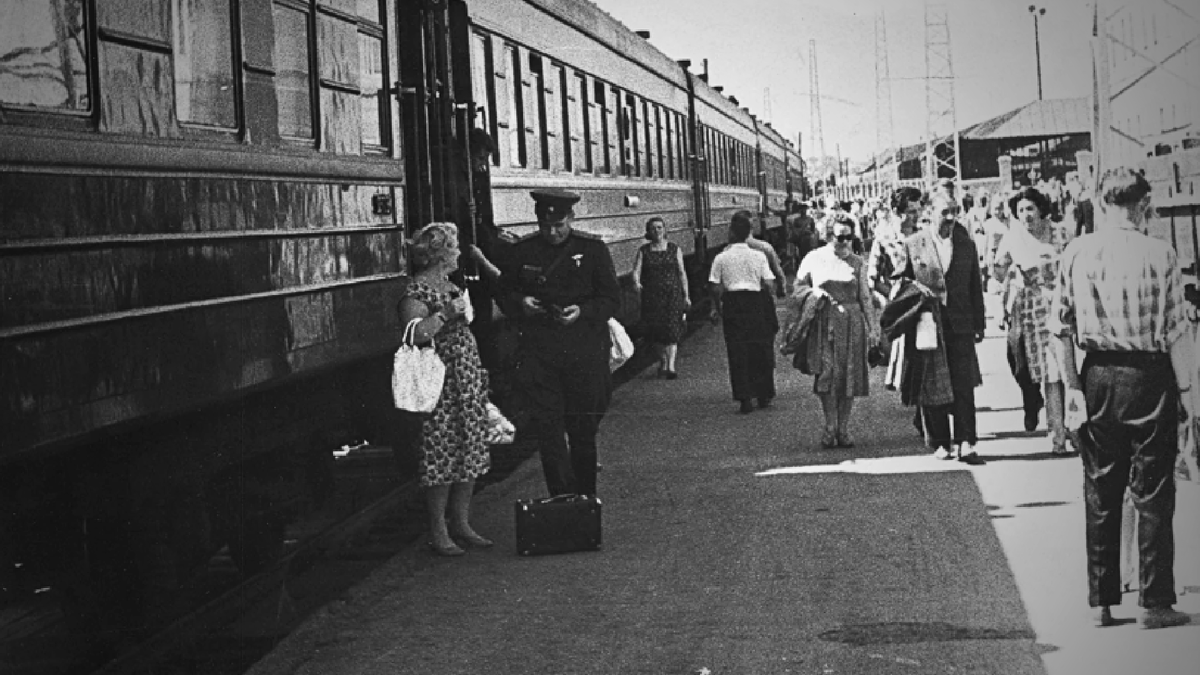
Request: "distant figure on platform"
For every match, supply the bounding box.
[993,187,1071,452]
[747,215,788,298]
[1051,167,1196,630]
[397,223,493,557]
[709,212,778,414]
[868,186,922,302]
[503,189,621,497]
[632,217,691,379]
[901,194,987,465]
[793,215,880,448]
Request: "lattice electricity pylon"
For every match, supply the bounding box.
[809,39,826,165]
[874,8,895,186]
[924,2,960,191]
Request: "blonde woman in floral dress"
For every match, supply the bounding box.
[398,223,492,556]
[993,187,1072,454]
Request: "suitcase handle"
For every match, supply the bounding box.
[539,493,584,504]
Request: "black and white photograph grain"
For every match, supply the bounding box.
[1,0,1198,673]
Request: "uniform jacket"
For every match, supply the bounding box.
[901,224,985,336]
[501,230,621,349]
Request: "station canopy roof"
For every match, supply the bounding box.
[856,97,1090,175]
[959,96,1090,140]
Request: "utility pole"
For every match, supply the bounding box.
[808,39,826,169]
[874,7,895,193]
[924,2,960,192]
[1029,5,1046,101]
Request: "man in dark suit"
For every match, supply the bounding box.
[902,194,987,464]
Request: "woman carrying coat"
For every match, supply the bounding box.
[793,214,881,448]
[397,223,492,556]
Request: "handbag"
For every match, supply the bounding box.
[915,311,938,351]
[484,401,516,445]
[608,318,634,370]
[391,318,446,413]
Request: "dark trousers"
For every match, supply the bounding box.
[722,291,777,402]
[516,343,611,497]
[922,333,979,449]
[1007,336,1044,416]
[1079,351,1178,609]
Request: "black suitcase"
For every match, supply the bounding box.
[514,494,602,556]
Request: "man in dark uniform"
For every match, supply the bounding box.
[502,189,621,497]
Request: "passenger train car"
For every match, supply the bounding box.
[0,0,800,640]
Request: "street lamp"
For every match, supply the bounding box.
[1029,5,1046,101]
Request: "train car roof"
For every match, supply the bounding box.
[472,0,689,92]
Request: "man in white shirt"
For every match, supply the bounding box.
[710,211,779,414]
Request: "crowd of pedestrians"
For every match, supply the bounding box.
[396,164,1196,631]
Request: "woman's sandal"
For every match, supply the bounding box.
[821,432,838,449]
[836,434,855,448]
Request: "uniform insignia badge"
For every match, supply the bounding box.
[571,253,583,267]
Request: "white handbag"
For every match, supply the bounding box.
[608,318,634,371]
[915,311,938,351]
[392,318,446,412]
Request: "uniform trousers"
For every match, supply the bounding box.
[922,333,979,449]
[721,290,778,403]
[1079,351,1178,609]
[516,339,611,497]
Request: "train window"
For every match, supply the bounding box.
[594,80,609,174]
[506,44,525,167]
[606,85,620,175]
[624,92,633,176]
[273,2,313,138]
[626,94,640,177]
[526,53,544,169]
[563,69,581,173]
[544,61,564,172]
[678,113,687,180]
[470,32,494,147]
[655,106,665,179]
[663,113,674,180]
[577,72,592,173]
[359,31,385,149]
[643,100,653,178]
[0,0,90,112]
[174,0,237,128]
[490,42,511,167]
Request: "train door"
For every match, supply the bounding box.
[397,0,468,234]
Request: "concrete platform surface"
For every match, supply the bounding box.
[244,295,1199,675]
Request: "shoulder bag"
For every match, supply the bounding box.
[392,318,446,412]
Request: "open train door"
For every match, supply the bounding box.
[397,0,468,235]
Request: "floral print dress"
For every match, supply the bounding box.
[401,280,490,487]
[994,223,1067,383]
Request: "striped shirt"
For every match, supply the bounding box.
[1048,227,1186,353]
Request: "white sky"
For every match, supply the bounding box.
[590,0,1095,162]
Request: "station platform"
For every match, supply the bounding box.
[244,295,1200,675]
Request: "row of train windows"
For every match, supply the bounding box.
[0,0,391,152]
[469,31,769,189]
